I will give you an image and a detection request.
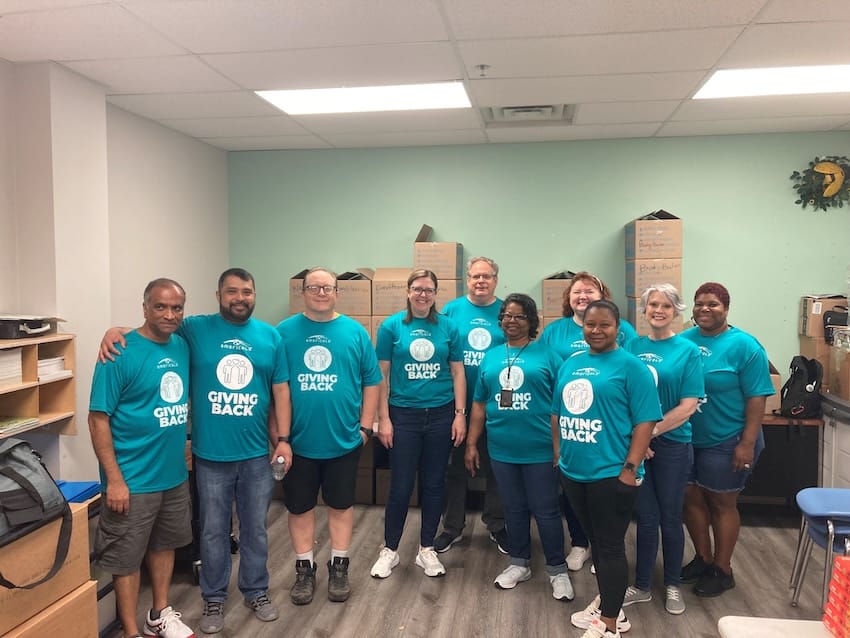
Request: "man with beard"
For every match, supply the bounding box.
[100,268,292,635]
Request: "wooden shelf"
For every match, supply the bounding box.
[0,334,76,440]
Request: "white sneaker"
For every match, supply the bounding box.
[494,564,532,589]
[580,617,621,638]
[621,585,652,607]
[415,546,446,577]
[567,546,591,571]
[549,572,575,601]
[570,596,631,633]
[370,547,399,579]
[665,585,686,615]
[143,606,194,638]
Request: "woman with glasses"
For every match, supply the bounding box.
[370,269,467,579]
[465,293,573,600]
[539,271,638,573]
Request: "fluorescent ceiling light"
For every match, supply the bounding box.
[694,65,850,99]
[256,82,471,115]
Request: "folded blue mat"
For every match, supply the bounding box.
[56,480,101,502]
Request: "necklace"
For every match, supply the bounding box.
[500,339,531,407]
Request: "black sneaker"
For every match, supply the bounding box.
[290,559,317,605]
[433,531,462,553]
[694,564,735,597]
[680,555,709,584]
[489,528,509,555]
[327,557,350,603]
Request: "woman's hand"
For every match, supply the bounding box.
[451,414,466,447]
[732,439,755,472]
[99,327,131,363]
[377,418,394,449]
[464,444,480,477]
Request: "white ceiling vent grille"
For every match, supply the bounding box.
[481,104,575,128]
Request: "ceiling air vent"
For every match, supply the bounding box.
[480,104,575,128]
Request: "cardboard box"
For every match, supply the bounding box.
[436,279,463,311]
[542,271,575,317]
[374,468,418,506]
[830,345,850,401]
[413,224,463,280]
[336,269,374,316]
[799,295,848,338]
[625,259,683,298]
[371,315,390,344]
[764,361,782,415]
[624,210,682,260]
[348,315,371,335]
[626,297,685,336]
[5,580,97,638]
[0,502,91,635]
[799,335,832,391]
[372,268,412,316]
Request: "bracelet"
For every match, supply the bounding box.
[454,408,467,416]
[622,461,637,474]
[277,435,291,443]
[360,426,373,438]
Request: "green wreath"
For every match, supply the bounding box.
[790,155,850,211]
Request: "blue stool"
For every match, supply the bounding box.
[789,487,850,607]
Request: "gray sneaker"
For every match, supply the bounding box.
[327,557,351,602]
[199,600,225,634]
[665,585,686,615]
[622,585,652,607]
[291,560,317,605]
[244,593,278,622]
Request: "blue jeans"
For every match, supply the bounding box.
[385,402,454,550]
[634,437,693,589]
[195,455,274,601]
[491,459,566,572]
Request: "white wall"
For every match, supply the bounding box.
[0,61,16,311]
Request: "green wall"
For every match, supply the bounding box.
[228,131,850,377]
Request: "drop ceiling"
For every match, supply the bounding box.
[1,0,848,150]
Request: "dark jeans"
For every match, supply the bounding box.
[561,487,589,548]
[561,474,638,619]
[442,427,504,535]
[491,459,565,570]
[634,437,693,589]
[384,402,454,550]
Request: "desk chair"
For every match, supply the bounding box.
[789,487,850,607]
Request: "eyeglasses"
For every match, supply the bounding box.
[499,313,528,322]
[468,273,495,281]
[409,287,437,296]
[304,285,337,295]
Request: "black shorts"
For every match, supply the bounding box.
[282,444,363,514]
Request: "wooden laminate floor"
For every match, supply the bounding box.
[110,501,826,638]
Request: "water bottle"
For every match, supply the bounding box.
[272,456,287,481]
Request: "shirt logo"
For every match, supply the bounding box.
[699,346,712,358]
[304,345,332,372]
[467,327,492,351]
[160,371,184,403]
[499,366,524,390]
[638,353,663,364]
[410,338,435,362]
[157,357,180,369]
[306,334,331,344]
[216,354,254,390]
[221,338,253,352]
[562,379,593,415]
[573,367,600,377]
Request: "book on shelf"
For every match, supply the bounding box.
[0,415,40,434]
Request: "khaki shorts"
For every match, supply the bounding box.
[94,481,192,576]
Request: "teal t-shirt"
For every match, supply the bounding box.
[681,326,774,448]
[277,313,382,459]
[627,334,704,443]
[375,312,463,408]
[551,348,662,482]
[474,340,563,464]
[442,296,505,411]
[540,316,638,359]
[179,314,289,462]
[89,331,190,494]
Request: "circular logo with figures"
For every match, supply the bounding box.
[562,379,593,415]
[498,366,524,391]
[216,354,254,390]
[409,338,435,362]
[304,345,332,372]
[467,327,492,351]
[160,371,184,403]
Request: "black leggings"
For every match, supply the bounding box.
[560,474,638,619]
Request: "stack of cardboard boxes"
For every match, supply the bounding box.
[541,271,575,328]
[798,294,848,394]
[0,501,97,638]
[624,211,684,335]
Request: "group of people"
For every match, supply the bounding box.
[88,259,774,638]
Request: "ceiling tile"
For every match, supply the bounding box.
[200,135,331,151]
[107,91,280,120]
[159,115,309,138]
[673,94,850,121]
[458,28,741,78]
[324,129,487,148]
[573,100,681,125]
[755,0,849,23]
[202,42,463,91]
[443,0,767,39]
[657,115,850,137]
[119,0,448,54]
[0,3,183,61]
[469,72,705,106]
[63,56,239,94]
[485,122,660,143]
[291,109,481,135]
[0,1,104,11]
[718,22,850,68]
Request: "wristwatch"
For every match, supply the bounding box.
[360,426,373,438]
[622,461,637,474]
[277,435,291,443]
[454,408,467,416]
